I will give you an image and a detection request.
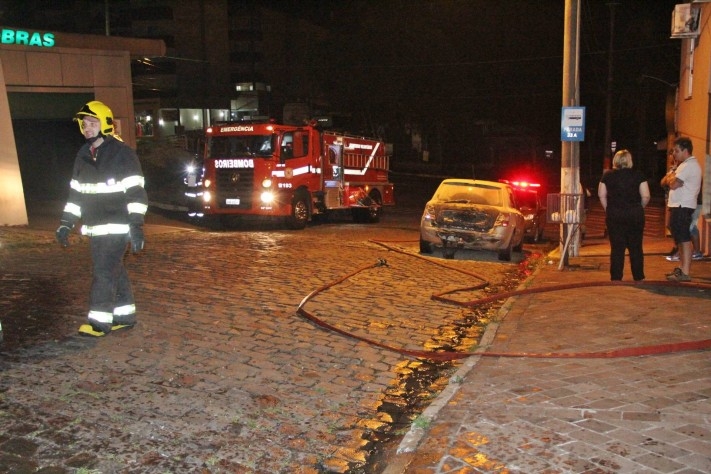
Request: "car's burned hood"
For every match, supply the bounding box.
[431,202,499,231]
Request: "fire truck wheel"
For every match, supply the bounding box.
[351,208,375,223]
[367,190,383,223]
[287,195,309,230]
[352,191,382,223]
[363,207,380,223]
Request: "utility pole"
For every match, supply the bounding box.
[561,0,582,262]
[105,0,110,36]
[603,2,619,170]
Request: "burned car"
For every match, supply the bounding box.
[419,179,525,260]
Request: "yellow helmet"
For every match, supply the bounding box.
[75,100,114,135]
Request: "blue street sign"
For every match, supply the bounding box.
[561,107,585,142]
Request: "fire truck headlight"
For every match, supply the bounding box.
[261,191,275,204]
[203,191,212,203]
[262,178,272,188]
[204,179,212,188]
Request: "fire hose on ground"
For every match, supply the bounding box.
[296,240,711,361]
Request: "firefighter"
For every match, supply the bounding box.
[55,100,148,336]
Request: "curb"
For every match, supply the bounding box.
[382,253,550,472]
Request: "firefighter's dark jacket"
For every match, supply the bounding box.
[60,135,148,236]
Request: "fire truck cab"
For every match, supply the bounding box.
[185,121,394,229]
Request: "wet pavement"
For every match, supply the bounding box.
[0,199,535,473]
[2,197,709,473]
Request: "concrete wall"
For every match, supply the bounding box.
[0,58,28,226]
[0,44,136,226]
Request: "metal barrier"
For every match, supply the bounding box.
[547,193,584,224]
[547,193,585,269]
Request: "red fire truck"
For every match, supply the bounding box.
[184,121,394,228]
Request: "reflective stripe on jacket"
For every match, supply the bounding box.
[60,135,148,232]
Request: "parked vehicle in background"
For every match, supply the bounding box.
[419,179,525,261]
[512,185,546,243]
[184,120,394,228]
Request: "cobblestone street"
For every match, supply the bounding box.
[0,209,532,473]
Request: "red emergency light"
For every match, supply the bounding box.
[499,179,541,189]
[512,181,540,188]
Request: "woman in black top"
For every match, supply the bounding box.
[598,149,651,281]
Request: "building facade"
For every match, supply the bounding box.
[113,1,329,141]
[0,28,164,225]
[670,1,711,255]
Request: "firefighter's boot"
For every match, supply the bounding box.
[78,321,133,337]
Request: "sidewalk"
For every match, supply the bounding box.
[386,236,711,473]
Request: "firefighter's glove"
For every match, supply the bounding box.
[55,224,72,248]
[129,224,145,254]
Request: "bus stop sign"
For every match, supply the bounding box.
[561,107,585,142]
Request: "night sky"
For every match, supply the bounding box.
[261,0,681,183]
[315,1,680,174]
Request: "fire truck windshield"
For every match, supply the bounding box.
[209,135,273,158]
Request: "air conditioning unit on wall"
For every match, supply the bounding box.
[671,3,701,39]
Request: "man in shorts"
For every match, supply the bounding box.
[663,137,702,281]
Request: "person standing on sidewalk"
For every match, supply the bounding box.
[663,150,704,262]
[662,137,702,282]
[55,100,148,336]
[598,149,650,281]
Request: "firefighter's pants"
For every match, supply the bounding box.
[88,233,136,326]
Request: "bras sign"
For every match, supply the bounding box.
[1,28,55,47]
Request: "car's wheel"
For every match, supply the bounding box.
[419,237,433,254]
[531,223,541,243]
[498,239,513,261]
[442,247,456,259]
[513,232,524,252]
[287,194,309,229]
